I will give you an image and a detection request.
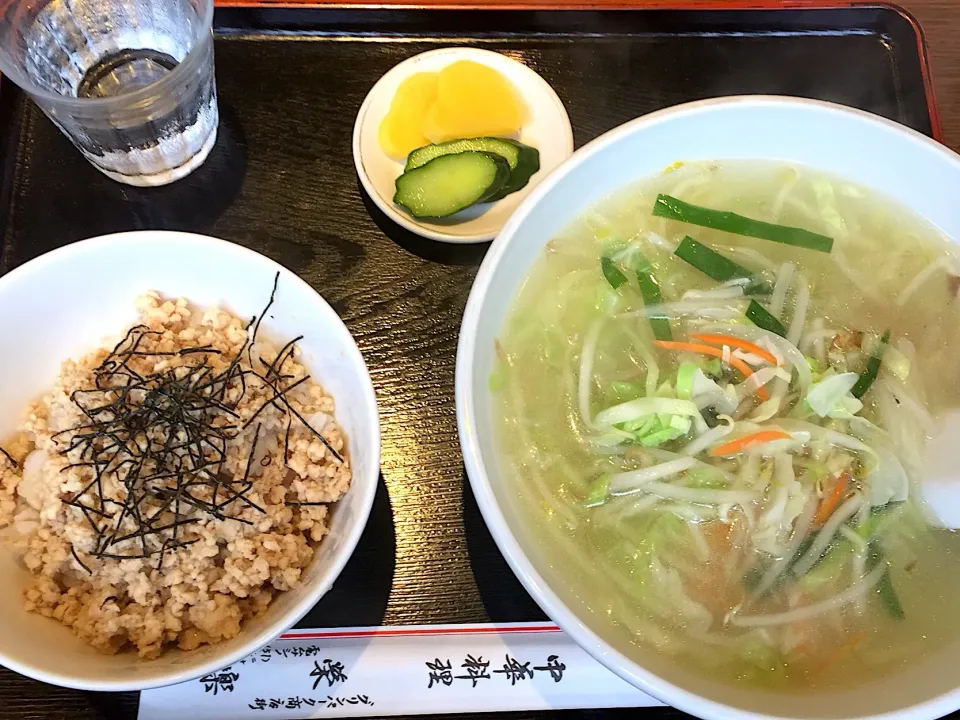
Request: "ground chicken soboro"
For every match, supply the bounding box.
[0,291,351,657]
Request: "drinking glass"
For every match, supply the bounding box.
[0,0,218,186]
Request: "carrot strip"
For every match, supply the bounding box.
[653,340,770,400]
[690,333,779,366]
[709,430,792,457]
[814,472,851,525]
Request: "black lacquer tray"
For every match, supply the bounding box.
[0,4,939,718]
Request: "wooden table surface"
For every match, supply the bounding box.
[2,1,959,719]
[899,0,960,152]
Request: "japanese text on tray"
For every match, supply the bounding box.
[426,654,566,688]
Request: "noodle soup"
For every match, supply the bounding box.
[493,160,960,688]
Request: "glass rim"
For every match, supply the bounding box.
[0,0,214,110]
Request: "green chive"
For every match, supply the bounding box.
[867,541,905,620]
[654,194,834,253]
[634,251,672,341]
[746,300,787,337]
[601,256,628,289]
[674,236,769,293]
[851,330,891,399]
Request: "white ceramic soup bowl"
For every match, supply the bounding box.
[0,231,380,691]
[457,96,960,720]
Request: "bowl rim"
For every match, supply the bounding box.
[456,95,960,720]
[0,230,381,692]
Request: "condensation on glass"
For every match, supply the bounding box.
[0,0,218,186]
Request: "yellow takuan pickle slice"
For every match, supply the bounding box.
[423,60,526,143]
[378,72,439,159]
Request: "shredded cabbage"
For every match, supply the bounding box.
[488,362,508,392]
[691,368,737,414]
[805,355,825,383]
[676,362,697,400]
[805,371,863,419]
[812,178,848,237]
[848,416,911,507]
[864,445,909,507]
[881,345,911,383]
[640,424,687,447]
[595,397,702,428]
[590,430,634,447]
[649,557,714,632]
[597,282,621,314]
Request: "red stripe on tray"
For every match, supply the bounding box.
[280,624,562,640]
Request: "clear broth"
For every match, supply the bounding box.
[493,160,960,689]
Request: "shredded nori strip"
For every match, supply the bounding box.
[70,546,92,574]
[274,393,344,463]
[242,375,311,429]
[50,275,343,563]
[0,446,18,468]
[247,271,279,367]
